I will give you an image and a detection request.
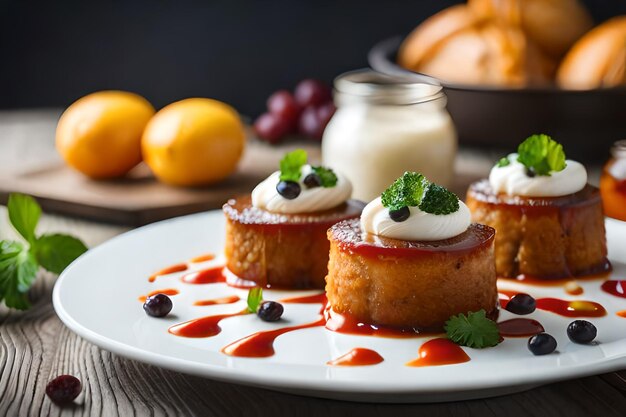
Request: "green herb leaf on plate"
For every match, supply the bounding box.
[517,134,566,176]
[418,184,460,215]
[311,166,338,188]
[445,309,501,349]
[0,241,38,310]
[381,172,429,212]
[7,193,41,244]
[497,157,511,167]
[32,234,88,274]
[247,287,263,313]
[279,149,308,182]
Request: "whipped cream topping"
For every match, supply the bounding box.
[251,165,352,214]
[360,197,471,241]
[489,153,587,197]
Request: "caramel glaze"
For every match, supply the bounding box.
[329,219,495,260]
[223,195,364,233]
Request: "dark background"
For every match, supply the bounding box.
[1,0,626,117]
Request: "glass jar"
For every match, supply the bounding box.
[600,140,626,221]
[322,69,457,202]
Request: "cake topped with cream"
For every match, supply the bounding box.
[252,149,352,214]
[489,134,587,197]
[360,172,470,241]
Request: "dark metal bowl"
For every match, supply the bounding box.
[368,37,626,162]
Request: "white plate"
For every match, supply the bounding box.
[53,212,626,403]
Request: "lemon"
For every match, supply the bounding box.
[56,91,155,179]
[141,98,245,186]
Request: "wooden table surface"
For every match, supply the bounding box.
[1,110,625,416]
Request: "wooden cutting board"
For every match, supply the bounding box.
[0,109,322,225]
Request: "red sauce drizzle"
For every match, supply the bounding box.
[221,317,325,357]
[148,263,188,282]
[189,253,216,263]
[168,310,248,338]
[324,307,435,338]
[280,293,327,304]
[406,338,470,367]
[617,310,626,318]
[498,318,545,337]
[193,295,240,306]
[327,348,384,366]
[601,280,626,299]
[181,266,226,284]
[138,288,180,303]
[535,298,606,317]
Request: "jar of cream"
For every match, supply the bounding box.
[322,69,457,202]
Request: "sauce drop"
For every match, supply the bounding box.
[189,253,216,263]
[280,293,327,304]
[221,317,325,357]
[168,310,248,338]
[324,307,433,338]
[498,318,545,337]
[193,295,240,306]
[535,298,606,317]
[405,338,470,367]
[601,280,626,299]
[138,288,180,303]
[617,310,626,318]
[564,281,584,295]
[148,263,188,282]
[327,348,384,366]
[181,266,226,285]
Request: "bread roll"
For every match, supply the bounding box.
[557,16,626,89]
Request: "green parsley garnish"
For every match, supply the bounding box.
[1,194,88,309]
[516,134,566,176]
[311,166,338,188]
[445,310,501,349]
[246,287,263,313]
[279,149,307,182]
[381,172,460,215]
[497,157,511,167]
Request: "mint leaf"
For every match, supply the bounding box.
[0,240,38,310]
[381,172,429,212]
[279,149,307,182]
[445,310,500,349]
[247,287,263,313]
[311,166,338,188]
[497,157,511,167]
[419,184,460,215]
[517,134,566,176]
[32,234,88,274]
[7,193,41,244]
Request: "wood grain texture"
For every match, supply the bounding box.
[0,110,624,416]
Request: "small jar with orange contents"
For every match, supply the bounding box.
[600,140,626,221]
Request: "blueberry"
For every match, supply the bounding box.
[505,293,536,315]
[143,293,173,317]
[276,181,301,199]
[525,168,536,178]
[303,173,322,188]
[257,301,284,322]
[528,333,557,355]
[46,375,81,406]
[389,206,410,222]
[567,320,597,344]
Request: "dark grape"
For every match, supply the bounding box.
[253,112,291,144]
[257,301,284,322]
[567,320,597,344]
[298,106,323,139]
[267,90,300,129]
[294,79,332,107]
[303,173,322,188]
[276,181,301,199]
[46,375,81,406]
[505,293,536,315]
[389,206,410,222]
[143,293,173,317]
[528,333,557,355]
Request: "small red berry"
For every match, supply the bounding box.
[46,375,81,406]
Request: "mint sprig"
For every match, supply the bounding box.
[516,134,566,176]
[445,310,500,349]
[311,166,338,188]
[246,287,263,313]
[381,172,459,215]
[279,149,307,182]
[1,194,88,309]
